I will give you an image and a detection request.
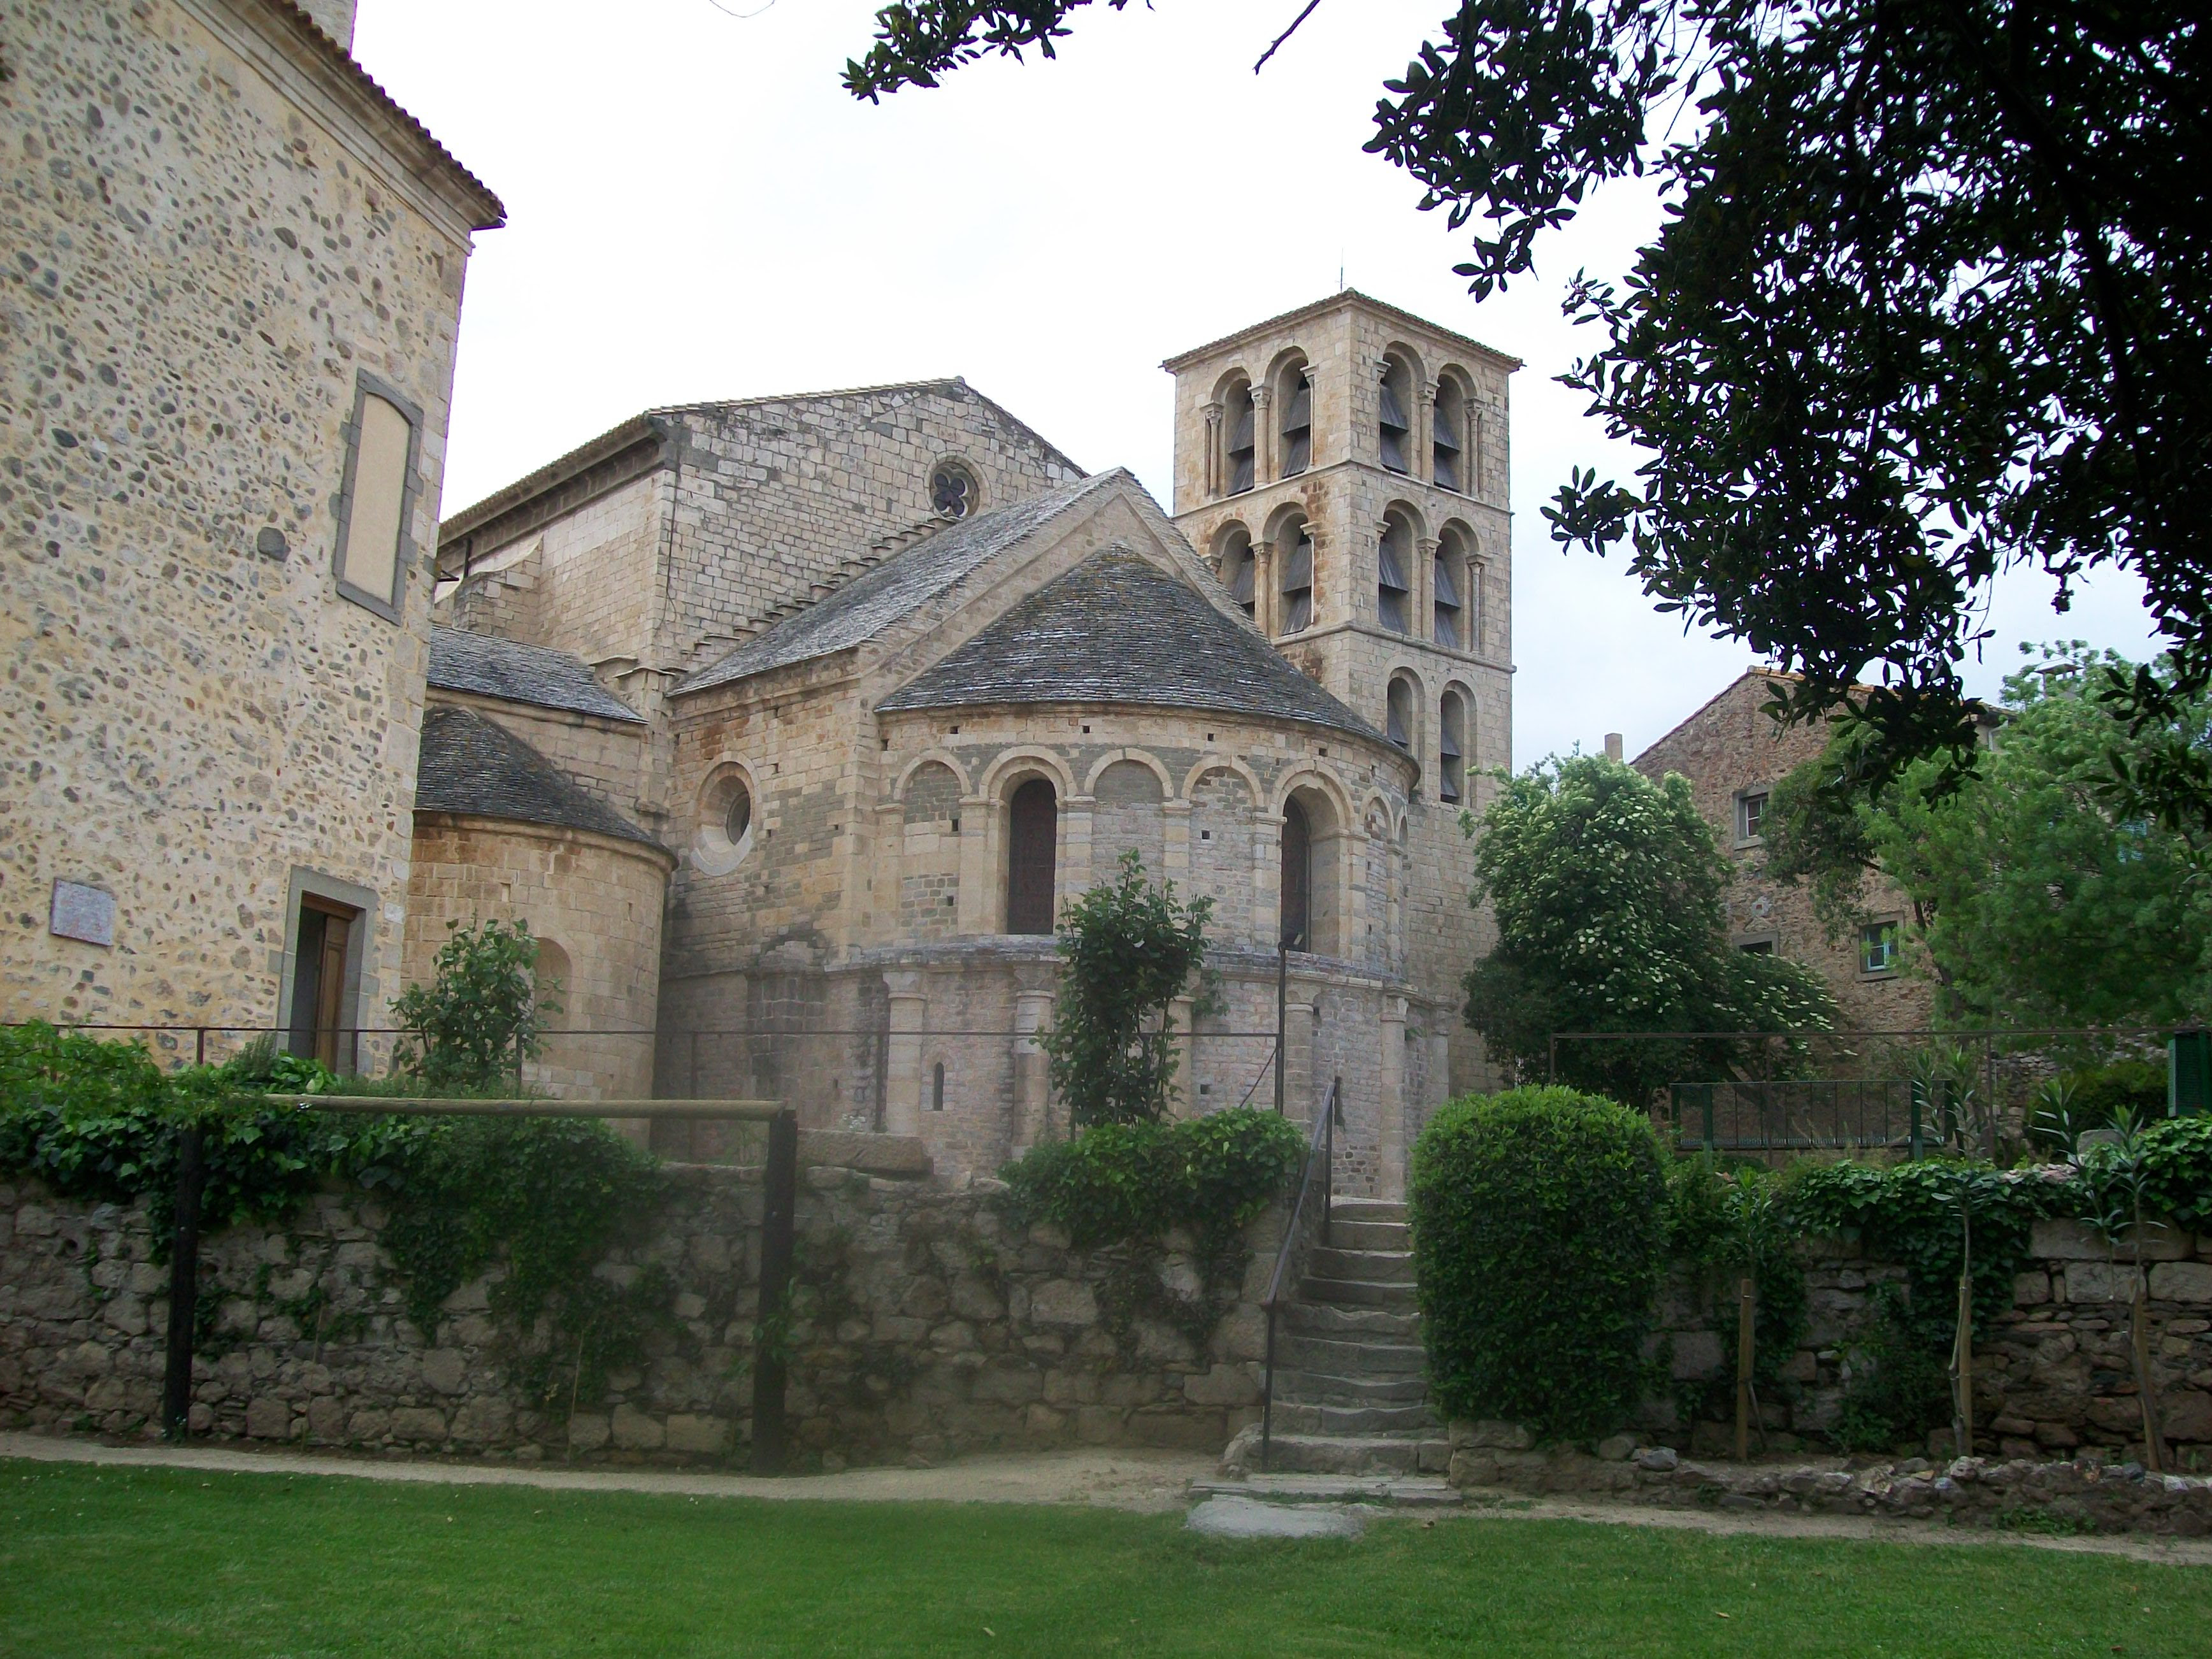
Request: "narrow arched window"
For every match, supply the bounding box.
[1280,371,1312,478]
[1433,379,1465,492]
[1005,778,1058,935]
[1224,381,1256,496]
[1378,357,1412,474]
[1386,677,1416,759]
[1440,691,1467,805]
[1377,514,1411,634]
[1433,540,1462,649]
[1217,526,1256,621]
[1279,520,1314,633]
[1279,796,1311,951]
[931,1061,946,1112]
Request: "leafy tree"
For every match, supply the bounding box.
[1042,851,1214,1130]
[390,918,557,1093]
[1767,647,2212,1033]
[1463,754,1834,1103]
[844,3,2212,824]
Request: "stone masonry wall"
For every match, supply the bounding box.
[1,0,491,1037]
[1647,1217,2212,1466]
[0,1166,1277,1467]
[1634,671,1937,1033]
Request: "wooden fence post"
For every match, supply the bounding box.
[1734,1275,1755,1462]
[750,1107,798,1474]
[161,1126,206,1439]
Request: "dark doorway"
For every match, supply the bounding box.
[287,896,360,1069]
[1279,796,1311,950]
[1006,779,1058,935]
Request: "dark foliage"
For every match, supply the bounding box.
[1409,1086,1667,1440]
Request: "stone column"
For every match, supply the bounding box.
[1379,995,1409,1197]
[884,970,926,1137]
[1013,980,1056,1150]
[1416,535,1439,649]
[1417,379,1438,485]
[956,793,991,933]
[1430,1030,1451,1108]
[870,800,903,939]
[1163,798,1192,882]
[1251,384,1276,485]
[1255,535,1276,638]
[1286,991,1318,1125]
[1201,399,1223,498]
[1063,792,1095,901]
[1168,991,1196,1119]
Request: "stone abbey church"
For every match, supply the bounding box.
[2,0,1514,1193]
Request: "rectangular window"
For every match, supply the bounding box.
[332,372,425,622]
[1735,790,1769,844]
[1859,919,1900,976]
[1738,938,1775,956]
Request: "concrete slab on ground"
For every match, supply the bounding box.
[1185,1495,1367,1539]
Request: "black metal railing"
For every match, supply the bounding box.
[1260,1075,1340,1474]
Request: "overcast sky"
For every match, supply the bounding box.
[357,0,2167,765]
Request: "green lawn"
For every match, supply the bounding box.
[2,1458,2207,1657]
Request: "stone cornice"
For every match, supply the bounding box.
[185,0,505,238]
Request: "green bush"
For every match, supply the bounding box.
[391,917,555,1091]
[2051,1059,2169,1137]
[1409,1086,1667,1440]
[1662,1155,1807,1394]
[996,1106,1304,1252]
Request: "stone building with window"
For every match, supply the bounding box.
[0,0,502,1061]
[1632,668,1945,1033]
[427,295,1513,1186]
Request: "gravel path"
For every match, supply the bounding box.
[8,1432,2212,1563]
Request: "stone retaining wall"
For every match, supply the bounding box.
[0,1166,1275,1469]
[1649,1218,2212,1466]
[1444,1426,2212,1536]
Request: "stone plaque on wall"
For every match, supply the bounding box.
[49,880,115,947]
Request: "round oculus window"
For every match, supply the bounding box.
[723,779,753,846]
[931,464,974,520]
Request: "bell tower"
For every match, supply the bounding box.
[1162,292,1519,1099]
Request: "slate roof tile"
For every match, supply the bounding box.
[429,628,644,723]
[676,471,1126,695]
[415,705,659,848]
[877,549,1390,746]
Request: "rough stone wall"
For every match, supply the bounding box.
[0,1167,1277,1467]
[1633,672,1937,1033]
[403,817,672,1098]
[1647,1217,2212,1467]
[658,387,1082,675]
[0,0,486,1038]
[1165,296,1516,1099]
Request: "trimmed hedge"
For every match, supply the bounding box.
[1409,1086,1666,1440]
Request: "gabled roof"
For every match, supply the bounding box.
[877,549,1392,747]
[675,470,1128,696]
[415,705,659,848]
[429,628,644,724]
[438,378,1080,552]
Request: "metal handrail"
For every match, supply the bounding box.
[1260,1077,1339,1474]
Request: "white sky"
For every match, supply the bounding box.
[356,0,2167,765]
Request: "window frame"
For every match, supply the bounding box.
[1858,917,1901,977]
[1734,789,1770,846]
[330,370,426,624]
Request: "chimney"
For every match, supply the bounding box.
[1604,733,1623,763]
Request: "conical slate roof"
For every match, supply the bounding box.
[877,549,1390,745]
[415,705,660,847]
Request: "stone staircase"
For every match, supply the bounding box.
[1224,1198,1451,1482]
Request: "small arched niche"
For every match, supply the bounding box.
[531,937,571,1024]
[1275,353,1313,479]
[1275,513,1314,635]
[1377,510,1414,635]
[1377,353,1416,474]
[1434,524,1473,650]
[1223,377,1256,496]
[1433,373,1470,492]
